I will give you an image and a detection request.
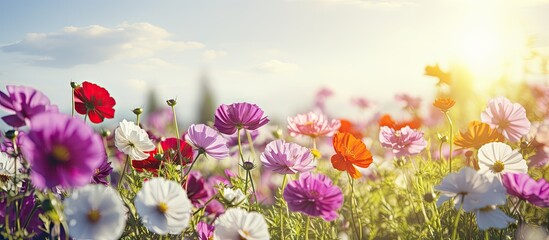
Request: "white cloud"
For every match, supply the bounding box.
[202,49,227,60]
[1,22,204,68]
[253,60,299,74]
[130,58,177,70]
[125,79,148,91]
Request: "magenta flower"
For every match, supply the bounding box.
[283,173,343,221]
[502,173,549,207]
[91,157,113,185]
[0,190,44,235]
[481,96,531,142]
[185,124,229,160]
[0,85,58,128]
[287,111,341,138]
[214,102,269,135]
[184,171,213,208]
[379,126,427,158]
[21,112,104,189]
[260,139,316,174]
[197,221,214,240]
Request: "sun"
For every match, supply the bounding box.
[452,0,527,91]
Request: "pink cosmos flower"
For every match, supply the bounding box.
[287,111,341,138]
[0,85,58,128]
[21,112,104,189]
[214,102,269,135]
[283,173,343,221]
[481,96,531,142]
[502,173,549,208]
[185,124,230,160]
[260,139,316,174]
[379,126,427,158]
[395,94,421,110]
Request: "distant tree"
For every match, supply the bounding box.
[197,73,216,124]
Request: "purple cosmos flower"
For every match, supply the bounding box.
[184,171,213,207]
[379,126,427,158]
[214,102,269,135]
[21,112,104,189]
[283,173,343,221]
[0,191,44,235]
[481,96,531,142]
[185,124,229,160]
[197,221,214,240]
[91,157,113,185]
[502,173,549,207]
[0,85,58,128]
[260,139,316,174]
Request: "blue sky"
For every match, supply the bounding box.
[1,0,549,128]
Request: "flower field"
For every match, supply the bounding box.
[1,70,549,240]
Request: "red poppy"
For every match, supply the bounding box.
[379,114,421,130]
[74,81,116,123]
[132,138,193,174]
[331,132,373,179]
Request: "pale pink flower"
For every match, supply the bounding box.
[287,111,341,138]
[379,126,427,158]
[395,94,421,110]
[481,96,531,142]
[351,97,372,110]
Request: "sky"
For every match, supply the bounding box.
[1,0,549,129]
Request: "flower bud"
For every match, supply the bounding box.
[70,81,80,89]
[132,107,143,115]
[423,192,436,203]
[100,129,111,138]
[166,99,177,107]
[437,133,448,143]
[5,130,18,140]
[242,161,255,170]
[272,128,283,139]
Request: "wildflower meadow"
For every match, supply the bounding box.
[1,69,549,240]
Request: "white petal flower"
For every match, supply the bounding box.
[222,188,246,205]
[135,177,192,235]
[475,205,515,230]
[0,153,22,191]
[478,142,528,180]
[434,167,493,212]
[214,208,270,240]
[63,184,127,240]
[114,119,155,160]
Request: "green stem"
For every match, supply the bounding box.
[484,230,489,240]
[170,105,184,184]
[280,175,288,240]
[348,174,361,240]
[71,88,75,117]
[451,203,463,240]
[118,155,131,190]
[245,129,257,160]
[305,216,310,240]
[237,128,246,164]
[183,153,202,185]
[444,112,454,173]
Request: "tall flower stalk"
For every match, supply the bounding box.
[433,97,456,173]
[167,99,184,183]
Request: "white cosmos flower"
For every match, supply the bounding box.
[0,153,22,191]
[222,188,246,205]
[475,205,515,230]
[135,177,192,235]
[214,208,270,240]
[478,142,528,180]
[434,167,494,212]
[114,119,155,160]
[63,184,127,240]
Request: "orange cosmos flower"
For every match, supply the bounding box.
[454,121,505,150]
[331,132,373,179]
[338,119,364,139]
[379,114,422,130]
[433,97,455,112]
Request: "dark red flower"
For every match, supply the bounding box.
[74,81,116,123]
[132,138,193,174]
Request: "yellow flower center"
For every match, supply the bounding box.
[0,173,11,183]
[239,230,251,240]
[311,149,322,159]
[87,209,101,223]
[52,145,70,162]
[157,202,168,214]
[493,160,505,173]
[479,205,496,212]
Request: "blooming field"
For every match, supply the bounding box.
[1,70,549,240]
